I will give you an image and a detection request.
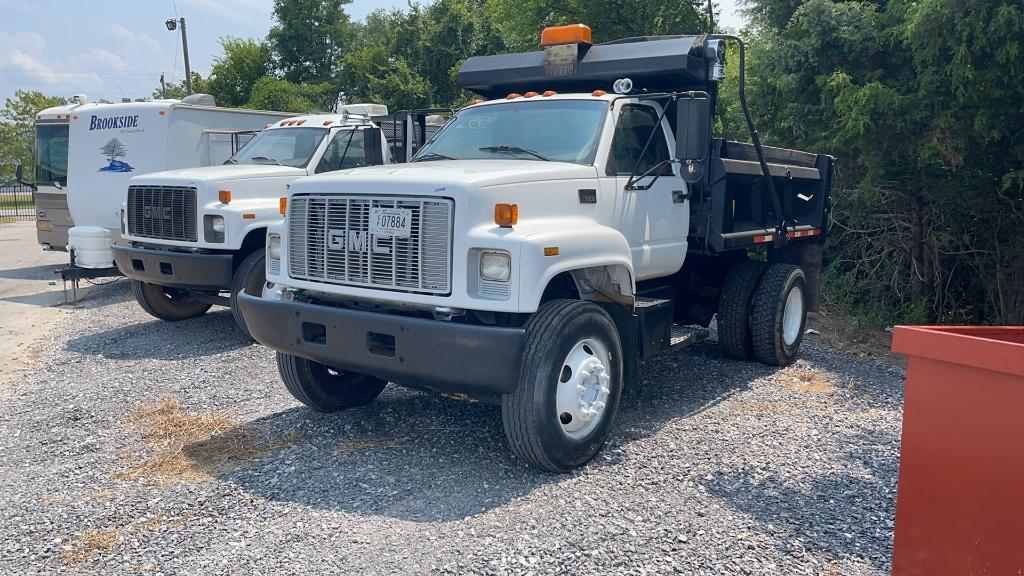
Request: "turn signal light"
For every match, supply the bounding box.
[279,197,288,216]
[494,203,519,228]
[218,190,231,203]
[541,24,592,47]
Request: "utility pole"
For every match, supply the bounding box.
[708,0,715,31]
[160,73,166,99]
[165,17,193,95]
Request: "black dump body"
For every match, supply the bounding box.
[458,35,834,255]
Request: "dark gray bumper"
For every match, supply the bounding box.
[113,245,234,291]
[237,291,526,397]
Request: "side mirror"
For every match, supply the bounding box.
[15,164,37,192]
[675,97,711,184]
[363,127,384,166]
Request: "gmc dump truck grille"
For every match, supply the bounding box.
[127,186,198,242]
[288,195,453,295]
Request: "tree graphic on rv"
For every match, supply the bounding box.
[98,138,134,172]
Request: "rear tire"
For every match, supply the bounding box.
[502,300,624,473]
[230,250,266,339]
[131,279,211,321]
[276,353,387,412]
[717,259,767,360]
[750,264,807,366]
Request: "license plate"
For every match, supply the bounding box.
[369,207,412,238]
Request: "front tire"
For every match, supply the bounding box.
[131,279,211,321]
[750,264,807,366]
[277,353,387,412]
[502,300,624,473]
[230,250,266,339]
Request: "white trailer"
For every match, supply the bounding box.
[64,95,292,259]
[112,105,443,338]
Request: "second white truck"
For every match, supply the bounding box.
[113,105,439,338]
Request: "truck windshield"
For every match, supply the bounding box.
[35,124,69,186]
[415,100,607,165]
[227,127,327,168]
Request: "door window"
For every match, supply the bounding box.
[607,105,671,176]
[318,129,368,173]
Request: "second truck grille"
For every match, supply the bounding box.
[127,185,198,242]
[288,195,453,295]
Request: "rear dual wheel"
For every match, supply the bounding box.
[717,261,807,366]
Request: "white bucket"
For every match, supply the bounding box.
[68,226,114,269]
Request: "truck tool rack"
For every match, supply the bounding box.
[239,24,834,472]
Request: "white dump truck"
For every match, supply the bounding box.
[239,26,834,472]
[113,105,441,338]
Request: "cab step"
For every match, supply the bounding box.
[670,324,710,351]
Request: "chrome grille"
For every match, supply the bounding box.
[127,185,198,242]
[288,195,453,294]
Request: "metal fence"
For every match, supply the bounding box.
[0,183,36,222]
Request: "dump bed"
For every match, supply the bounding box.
[689,139,834,254]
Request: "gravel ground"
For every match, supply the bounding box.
[0,279,904,575]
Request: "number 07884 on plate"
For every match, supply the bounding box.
[369,207,412,238]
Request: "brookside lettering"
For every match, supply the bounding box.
[89,115,139,131]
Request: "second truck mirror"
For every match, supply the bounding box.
[363,127,384,166]
[675,97,710,183]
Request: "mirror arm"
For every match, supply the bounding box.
[626,159,678,191]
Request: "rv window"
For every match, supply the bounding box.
[607,104,671,176]
[227,127,327,168]
[414,100,607,165]
[318,129,367,173]
[35,124,69,186]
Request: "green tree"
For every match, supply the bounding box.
[246,76,336,113]
[205,37,273,107]
[268,0,356,84]
[0,90,66,181]
[742,0,1024,324]
[152,73,208,100]
[339,46,433,110]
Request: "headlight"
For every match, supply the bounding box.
[268,234,281,260]
[204,215,225,243]
[480,250,511,282]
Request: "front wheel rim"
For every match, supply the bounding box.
[782,285,804,346]
[555,338,611,439]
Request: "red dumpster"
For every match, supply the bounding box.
[891,326,1024,575]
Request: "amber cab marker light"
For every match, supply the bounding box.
[540,23,592,47]
[592,90,608,97]
[218,190,232,204]
[470,98,485,105]
[544,247,560,257]
[506,93,522,100]
[524,91,539,98]
[542,90,557,97]
[323,120,333,126]
[494,203,519,228]
[279,197,288,216]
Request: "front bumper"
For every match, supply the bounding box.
[237,291,526,397]
[113,245,234,291]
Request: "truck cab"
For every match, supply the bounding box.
[113,104,413,338]
[240,26,834,472]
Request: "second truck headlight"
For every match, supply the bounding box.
[268,234,282,260]
[480,251,511,282]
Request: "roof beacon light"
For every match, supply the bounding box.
[540,24,592,47]
[612,78,633,95]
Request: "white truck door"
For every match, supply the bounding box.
[604,102,688,281]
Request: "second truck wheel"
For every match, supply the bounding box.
[230,250,266,339]
[502,300,624,473]
[277,353,388,412]
[131,279,211,321]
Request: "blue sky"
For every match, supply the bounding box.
[0,0,746,104]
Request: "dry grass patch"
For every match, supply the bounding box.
[60,528,121,566]
[785,370,837,394]
[118,397,301,484]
